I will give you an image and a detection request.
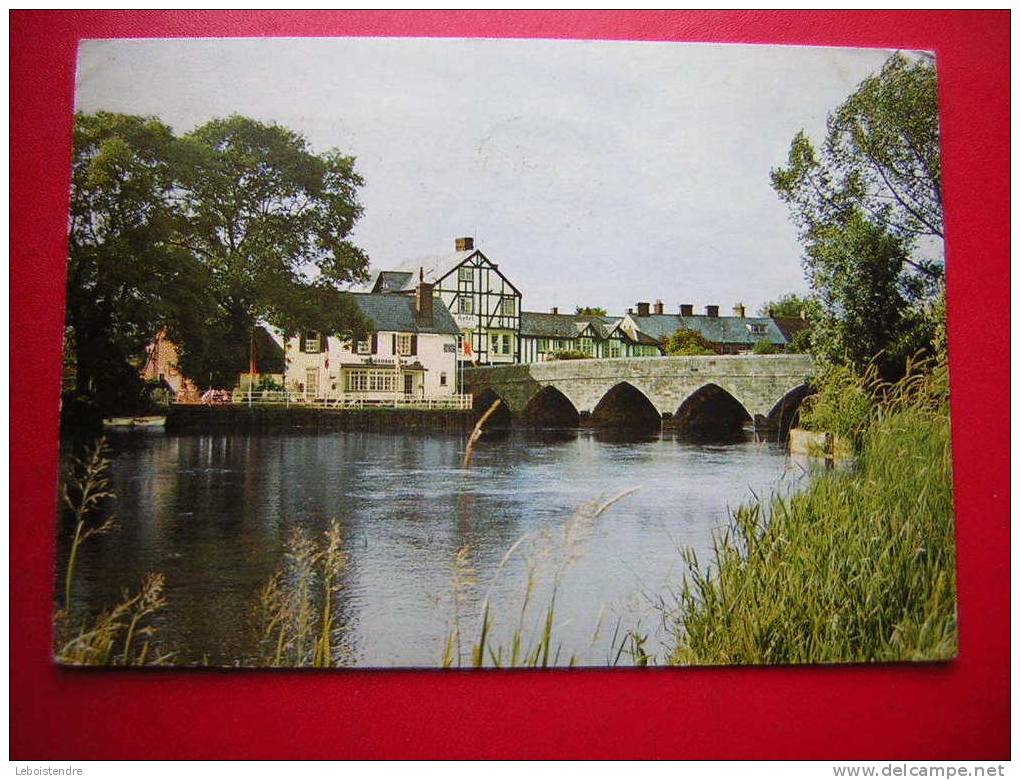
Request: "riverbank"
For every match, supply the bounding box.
[668,362,955,665]
[165,404,474,433]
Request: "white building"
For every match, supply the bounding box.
[284,281,461,403]
[369,237,522,366]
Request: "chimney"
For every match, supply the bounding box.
[767,307,775,318]
[733,303,746,318]
[415,267,434,322]
[550,306,559,315]
[636,301,650,317]
[679,304,693,317]
[705,305,719,318]
[626,307,634,315]
[653,300,664,315]
[455,236,474,252]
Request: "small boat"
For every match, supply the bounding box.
[102,415,167,429]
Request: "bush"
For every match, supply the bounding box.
[664,329,715,356]
[669,359,955,665]
[752,338,779,355]
[798,362,876,448]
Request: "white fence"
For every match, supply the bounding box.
[222,389,473,411]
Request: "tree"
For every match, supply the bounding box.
[575,306,607,316]
[664,329,715,356]
[752,339,779,355]
[170,115,371,387]
[805,211,909,375]
[770,53,945,375]
[758,293,822,321]
[66,111,215,413]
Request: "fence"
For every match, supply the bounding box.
[216,389,473,411]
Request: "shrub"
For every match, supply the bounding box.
[664,329,715,356]
[752,338,779,355]
[547,349,590,361]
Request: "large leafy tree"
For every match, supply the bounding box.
[770,53,945,375]
[66,111,214,411]
[171,116,370,386]
[757,293,822,320]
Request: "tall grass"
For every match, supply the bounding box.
[54,438,173,665]
[668,358,955,665]
[442,488,639,668]
[251,521,349,667]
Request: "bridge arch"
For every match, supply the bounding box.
[520,385,580,429]
[763,383,813,440]
[472,388,513,430]
[673,383,753,442]
[590,381,661,434]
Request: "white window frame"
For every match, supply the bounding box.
[305,331,321,353]
[459,297,474,315]
[396,333,412,355]
[356,339,371,355]
[501,297,516,316]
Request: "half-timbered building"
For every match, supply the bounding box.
[519,308,662,362]
[368,237,522,365]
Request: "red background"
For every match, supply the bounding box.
[10,11,1010,760]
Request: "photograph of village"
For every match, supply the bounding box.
[55,37,954,668]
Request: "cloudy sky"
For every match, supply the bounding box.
[75,37,900,315]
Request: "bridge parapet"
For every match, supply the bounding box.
[463,354,816,423]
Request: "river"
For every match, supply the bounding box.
[56,428,814,667]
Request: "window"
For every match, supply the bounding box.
[304,331,320,353]
[345,370,398,393]
[356,339,371,355]
[607,342,621,358]
[747,323,767,335]
[538,339,549,352]
[491,332,513,356]
[579,337,595,356]
[440,372,447,386]
[500,297,516,316]
[458,267,474,286]
[459,297,474,315]
[396,333,412,355]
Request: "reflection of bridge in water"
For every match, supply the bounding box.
[464,354,816,440]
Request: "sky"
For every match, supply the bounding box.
[75,37,902,316]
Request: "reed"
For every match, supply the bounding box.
[668,358,955,665]
[252,520,349,667]
[54,573,173,665]
[54,438,172,665]
[443,488,639,668]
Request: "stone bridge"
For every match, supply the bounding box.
[463,354,816,436]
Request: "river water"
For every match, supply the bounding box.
[57,429,813,667]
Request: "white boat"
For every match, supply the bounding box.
[102,415,167,429]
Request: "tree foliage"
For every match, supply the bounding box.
[664,329,715,356]
[758,293,822,321]
[65,112,371,401]
[66,112,214,412]
[575,306,607,316]
[770,53,945,377]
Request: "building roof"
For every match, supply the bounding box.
[772,316,812,342]
[347,292,460,336]
[369,270,414,293]
[389,250,478,287]
[520,311,658,346]
[521,311,606,339]
[629,313,788,346]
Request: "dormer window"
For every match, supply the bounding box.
[747,323,767,336]
[304,331,321,353]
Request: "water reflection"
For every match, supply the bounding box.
[58,428,810,666]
